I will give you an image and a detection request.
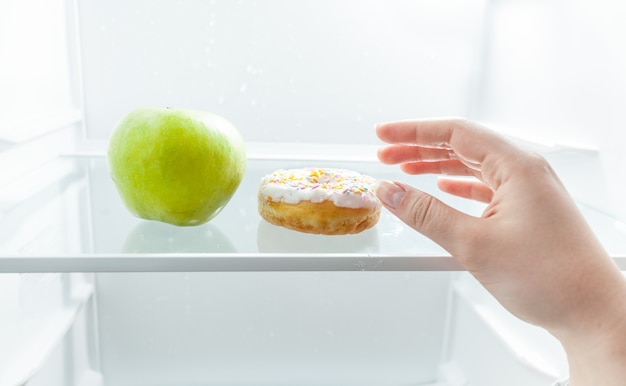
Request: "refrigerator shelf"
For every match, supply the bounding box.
[1,142,625,273]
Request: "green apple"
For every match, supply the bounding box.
[107,107,246,226]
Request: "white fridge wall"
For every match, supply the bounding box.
[76,0,485,144]
[0,0,83,143]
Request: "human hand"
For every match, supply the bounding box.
[375,118,626,384]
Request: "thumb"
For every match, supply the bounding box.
[375,180,477,255]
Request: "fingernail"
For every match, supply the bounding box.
[376,180,406,209]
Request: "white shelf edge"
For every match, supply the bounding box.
[1,254,464,273]
[3,254,626,274]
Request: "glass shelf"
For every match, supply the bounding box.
[1,143,625,272]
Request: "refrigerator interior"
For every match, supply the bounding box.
[2,1,626,385]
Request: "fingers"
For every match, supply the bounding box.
[376,118,503,152]
[375,180,479,255]
[376,118,522,189]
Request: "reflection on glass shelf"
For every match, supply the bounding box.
[257,221,380,253]
[122,221,238,254]
[1,149,625,272]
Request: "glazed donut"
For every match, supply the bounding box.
[258,168,381,235]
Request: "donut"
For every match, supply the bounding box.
[258,168,381,235]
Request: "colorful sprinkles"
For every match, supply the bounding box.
[259,167,380,209]
[264,168,374,195]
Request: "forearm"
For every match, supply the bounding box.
[563,328,626,385]
[551,263,626,385]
